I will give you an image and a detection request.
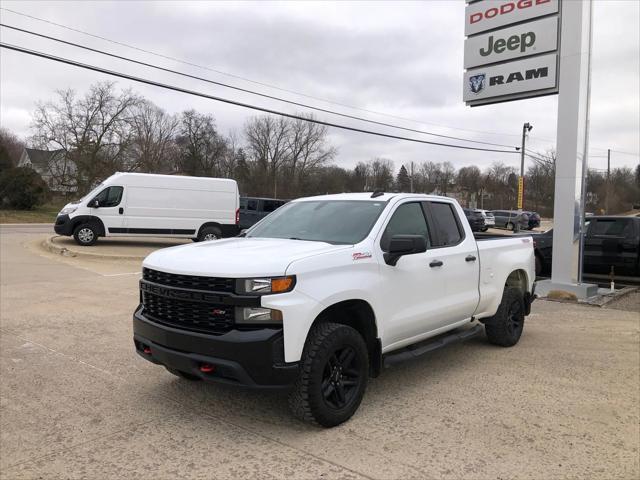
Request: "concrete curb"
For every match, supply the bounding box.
[42,236,145,261]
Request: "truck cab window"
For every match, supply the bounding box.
[380,202,429,252]
[92,186,123,208]
[428,202,462,247]
[247,199,258,211]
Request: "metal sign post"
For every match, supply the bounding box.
[541,0,597,297]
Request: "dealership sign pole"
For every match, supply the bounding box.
[463,0,596,297]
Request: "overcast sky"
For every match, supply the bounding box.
[1,0,638,173]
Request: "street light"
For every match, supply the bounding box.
[519,122,533,211]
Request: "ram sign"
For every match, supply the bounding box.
[464,0,561,106]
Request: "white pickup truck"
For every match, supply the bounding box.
[133,193,536,427]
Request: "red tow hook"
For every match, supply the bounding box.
[199,363,215,373]
[142,346,152,355]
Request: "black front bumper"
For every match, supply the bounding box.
[54,214,73,235]
[133,306,298,388]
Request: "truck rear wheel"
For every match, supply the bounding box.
[484,287,525,347]
[289,322,368,428]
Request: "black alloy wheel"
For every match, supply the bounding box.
[321,345,362,410]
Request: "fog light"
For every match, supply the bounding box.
[236,307,283,324]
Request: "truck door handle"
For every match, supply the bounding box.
[429,260,443,268]
[465,255,477,262]
[119,207,124,214]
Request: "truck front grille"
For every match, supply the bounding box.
[142,268,235,293]
[142,291,235,335]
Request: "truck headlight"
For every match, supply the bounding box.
[235,307,283,324]
[237,276,296,295]
[59,206,77,215]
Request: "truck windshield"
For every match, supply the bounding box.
[246,200,386,244]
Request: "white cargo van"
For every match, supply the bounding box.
[55,172,240,246]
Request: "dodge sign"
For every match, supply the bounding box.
[464,0,561,106]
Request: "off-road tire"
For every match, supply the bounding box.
[484,287,525,347]
[166,367,201,381]
[289,322,368,428]
[197,226,222,242]
[73,223,99,246]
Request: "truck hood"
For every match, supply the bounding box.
[143,237,352,277]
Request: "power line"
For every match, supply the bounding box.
[0,6,529,142]
[0,42,520,154]
[0,23,520,150]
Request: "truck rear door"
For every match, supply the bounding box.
[423,201,480,329]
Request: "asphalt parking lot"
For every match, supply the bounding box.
[1,224,638,479]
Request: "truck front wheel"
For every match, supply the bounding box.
[484,287,525,347]
[289,322,368,428]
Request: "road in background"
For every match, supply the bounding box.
[1,226,638,479]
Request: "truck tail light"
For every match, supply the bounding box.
[235,208,240,224]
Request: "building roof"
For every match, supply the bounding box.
[21,148,65,171]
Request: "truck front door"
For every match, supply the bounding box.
[377,201,442,347]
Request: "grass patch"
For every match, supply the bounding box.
[0,203,64,224]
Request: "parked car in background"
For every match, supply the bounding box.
[463,208,487,232]
[523,211,541,230]
[477,209,495,229]
[239,197,287,229]
[54,173,240,245]
[491,210,530,231]
[530,216,640,277]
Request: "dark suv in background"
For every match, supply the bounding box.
[463,208,487,232]
[239,197,287,229]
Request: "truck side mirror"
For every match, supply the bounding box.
[89,199,100,208]
[384,235,427,266]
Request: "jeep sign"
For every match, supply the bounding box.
[464,16,558,69]
[465,0,559,36]
[463,53,558,104]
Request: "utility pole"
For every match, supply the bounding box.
[410,162,414,193]
[519,122,533,211]
[605,148,611,214]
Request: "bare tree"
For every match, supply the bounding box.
[525,149,556,214]
[286,115,337,196]
[176,110,227,177]
[436,161,456,196]
[130,100,179,173]
[456,165,482,206]
[368,157,394,191]
[0,128,25,169]
[31,81,140,193]
[244,116,290,197]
